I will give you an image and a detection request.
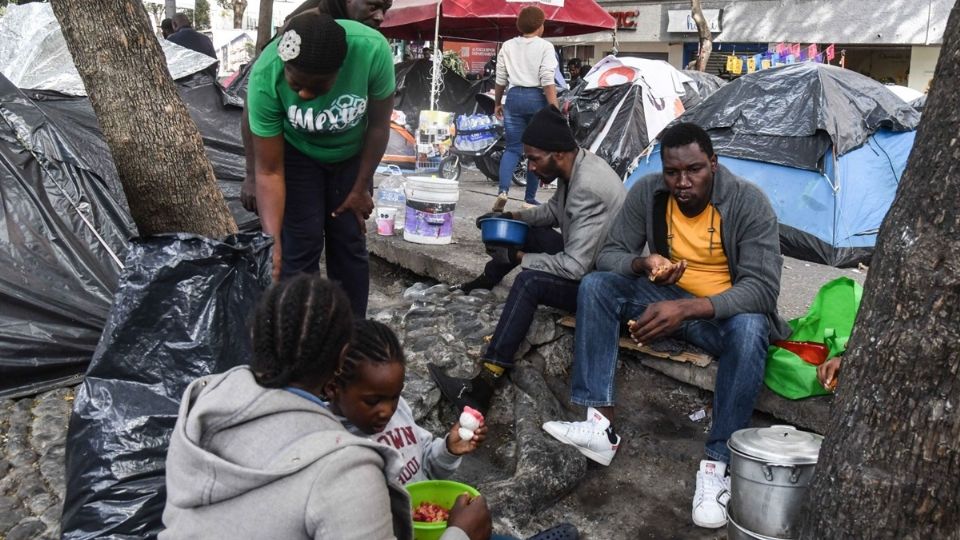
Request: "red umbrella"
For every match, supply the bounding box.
[381,0,616,41]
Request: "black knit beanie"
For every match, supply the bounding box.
[277,11,347,74]
[522,105,577,152]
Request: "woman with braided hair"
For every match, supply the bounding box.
[161,275,492,539]
[245,10,395,318]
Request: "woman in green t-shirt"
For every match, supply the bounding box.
[245,11,395,317]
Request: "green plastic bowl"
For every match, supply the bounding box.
[406,480,481,540]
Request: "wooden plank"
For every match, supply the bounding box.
[557,316,713,368]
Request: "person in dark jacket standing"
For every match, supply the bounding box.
[167,13,218,77]
[541,123,790,530]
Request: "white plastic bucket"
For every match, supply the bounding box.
[403,177,459,245]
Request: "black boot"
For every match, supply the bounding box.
[450,273,498,294]
[428,363,501,414]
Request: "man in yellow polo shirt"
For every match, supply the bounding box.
[541,123,791,530]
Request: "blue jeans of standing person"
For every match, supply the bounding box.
[570,272,770,463]
[281,143,370,317]
[483,228,579,367]
[499,87,546,203]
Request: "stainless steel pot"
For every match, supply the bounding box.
[727,425,823,539]
[727,512,783,540]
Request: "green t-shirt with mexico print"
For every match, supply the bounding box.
[247,19,395,163]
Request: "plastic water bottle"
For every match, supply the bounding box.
[376,167,406,231]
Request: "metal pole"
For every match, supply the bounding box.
[429,0,442,111]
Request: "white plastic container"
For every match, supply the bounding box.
[403,177,459,245]
[375,167,406,231]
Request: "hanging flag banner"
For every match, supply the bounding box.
[761,59,772,70]
[807,44,818,60]
[786,54,796,64]
[734,56,744,74]
[775,42,786,55]
[791,43,801,57]
[747,56,757,73]
[825,44,836,61]
[726,55,737,72]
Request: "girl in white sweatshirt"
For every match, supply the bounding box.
[325,320,488,484]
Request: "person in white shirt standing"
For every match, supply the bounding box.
[492,6,559,211]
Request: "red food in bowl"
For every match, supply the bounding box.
[413,501,449,523]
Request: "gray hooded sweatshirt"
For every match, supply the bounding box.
[161,366,468,540]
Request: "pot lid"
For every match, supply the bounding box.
[728,425,824,464]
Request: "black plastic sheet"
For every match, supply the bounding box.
[680,70,726,110]
[0,70,261,398]
[779,224,873,268]
[561,84,649,177]
[0,75,135,399]
[60,233,271,540]
[679,63,921,170]
[393,59,492,131]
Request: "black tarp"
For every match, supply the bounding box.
[678,62,921,170]
[680,70,726,110]
[0,75,135,399]
[393,59,492,131]
[60,234,270,539]
[0,71,259,398]
[561,83,649,178]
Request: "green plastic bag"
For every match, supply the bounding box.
[764,277,864,399]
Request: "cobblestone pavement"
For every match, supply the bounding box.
[0,387,74,540]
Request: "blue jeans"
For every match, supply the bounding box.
[499,87,546,202]
[483,227,577,367]
[571,272,770,463]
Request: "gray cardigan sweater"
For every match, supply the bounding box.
[515,149,627,281]
[597,164,791,340]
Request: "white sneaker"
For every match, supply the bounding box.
[692,460,731,528]
[542,407,621,466]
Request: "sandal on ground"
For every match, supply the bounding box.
[526,523,578,540]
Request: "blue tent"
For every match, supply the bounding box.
[630,63,920,267]
[627,129,915,267]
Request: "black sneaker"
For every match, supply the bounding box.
[428,363,496,414]
[450,274,498,294]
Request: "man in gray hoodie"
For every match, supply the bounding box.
[542,123,790,530]
[430,105,627,414]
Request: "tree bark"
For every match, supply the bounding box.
[690,0,712,71]
[233,0,247,28]
[164,0,175,19]
[798,5,960,538]
[256,0,274,53]
[50,0,237,239]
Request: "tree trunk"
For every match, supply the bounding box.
[798,4,960,538]
[256,0,274,53]
[164,0,175,19]
[690,0,712,71]
[50,0,237,239]
[233,0,247,28]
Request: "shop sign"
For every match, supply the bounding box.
[608,9,639,30]
[667,9,721,33]
[442,41,499,74]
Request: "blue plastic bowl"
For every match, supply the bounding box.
[479,217,529,246]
